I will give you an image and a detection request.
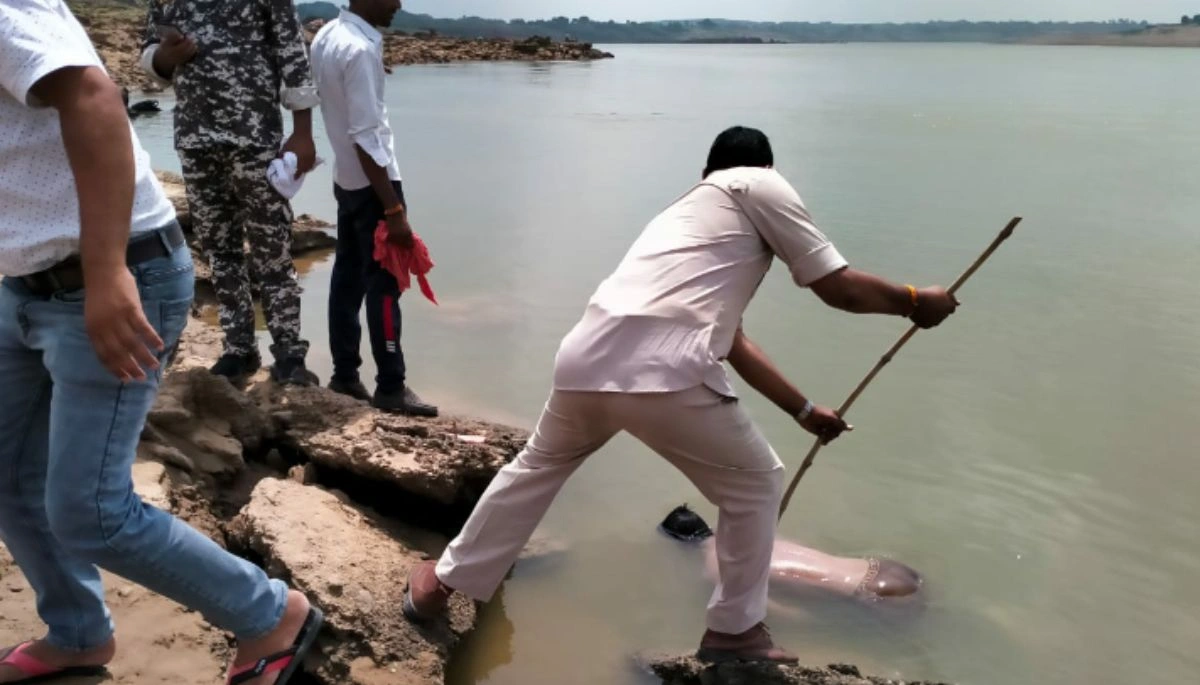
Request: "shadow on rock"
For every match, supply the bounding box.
[636,653,955,685]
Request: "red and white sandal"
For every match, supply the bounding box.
[0,642,107,684]
[225,607,324,685]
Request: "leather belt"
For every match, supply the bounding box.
[19,222,186,297]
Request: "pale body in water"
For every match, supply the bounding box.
[660,505,922,601]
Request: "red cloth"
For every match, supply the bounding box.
[373,221,438,305]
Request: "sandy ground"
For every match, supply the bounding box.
[0,549,229,685]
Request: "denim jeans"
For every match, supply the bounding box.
[0,230,287,651]
[328,181,406,394]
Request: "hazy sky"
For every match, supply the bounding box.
[399,1,1195,24]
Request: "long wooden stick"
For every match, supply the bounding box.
[778,216,1023,520]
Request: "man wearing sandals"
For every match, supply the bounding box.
[403,127,959,663]
[0,2,321,683]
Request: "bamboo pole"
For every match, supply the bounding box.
[778,216,1023,520]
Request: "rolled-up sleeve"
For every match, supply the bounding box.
[737,171,848,287]
[0,2,103,106]
[342,47,391,168]
[268,0,319,110]
[138,45,172,87]
[137,4,172,86]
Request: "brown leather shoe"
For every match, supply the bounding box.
[696,622,800,664]
[402,561,454,623]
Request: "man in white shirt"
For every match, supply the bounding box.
[402,127,959,662]
[310,0,437,416]
[0,2,320,683]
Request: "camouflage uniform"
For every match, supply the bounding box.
[141,0,319,360]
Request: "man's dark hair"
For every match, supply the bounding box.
[703,126,774,178]
[659,504,714,542]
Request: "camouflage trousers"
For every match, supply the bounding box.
[179,145,308,360]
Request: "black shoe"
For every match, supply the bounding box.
[328,377,371,402]
[373,386,438,417]
[210,351,261,382]
[271,357,318,387]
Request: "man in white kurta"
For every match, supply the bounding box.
[403,127,959,662]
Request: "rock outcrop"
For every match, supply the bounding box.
[149,319,524,509]
[249,381,525,508]
[640,654,954,685]
[140,366,272,478]
[116,317,526,683]
[68,2,613,92]
[381,34,614,66]
[228,478,476,684]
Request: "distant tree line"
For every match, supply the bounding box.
[1182,14,1200,24]
[296,3,1150,43]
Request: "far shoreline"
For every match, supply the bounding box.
[1021,23,1200,48]
[69,1,614,93]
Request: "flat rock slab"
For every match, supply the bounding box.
[227,477,476,685]
[250,382,526,507]
[639,654,953,685]
[148,320,526,524]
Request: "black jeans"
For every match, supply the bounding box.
[329,182,405,393]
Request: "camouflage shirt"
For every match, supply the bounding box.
[141,0,319,150]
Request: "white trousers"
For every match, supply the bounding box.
[435,385,784,635]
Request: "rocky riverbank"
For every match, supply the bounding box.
[67,1,612,93]
[641,654,953,685]
[0,168,927,685]
[377,32,613,66]
[1,315,527,685]
[0,312,944,683]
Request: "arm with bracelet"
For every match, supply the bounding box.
[357,153,413,249]
[721,171,958,444]
[726,327,851,445]
[343,45,413,249]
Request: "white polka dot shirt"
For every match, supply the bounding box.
[0,0,175,277]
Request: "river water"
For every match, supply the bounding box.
[132,43,1200,685]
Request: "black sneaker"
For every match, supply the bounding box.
[271,357,318,387]
[328,377,371,402]
[210,351,261,382]
[373,386,438,417]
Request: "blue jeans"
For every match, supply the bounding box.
[329,182,406,394]
[0,232,287,651]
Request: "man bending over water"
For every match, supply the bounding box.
[402,126,958,663]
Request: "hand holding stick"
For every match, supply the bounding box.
[778,216,1023,520]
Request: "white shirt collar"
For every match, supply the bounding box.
[339,9,382,46]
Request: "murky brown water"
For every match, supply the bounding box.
[134,43,1200,685]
